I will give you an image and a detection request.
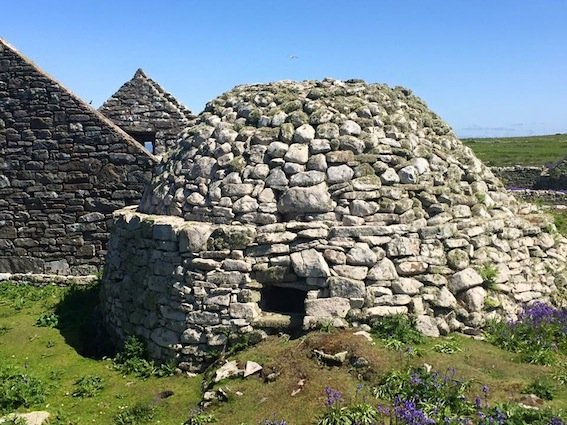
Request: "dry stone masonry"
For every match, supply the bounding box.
[101,79,567,371]
[99,69,195,157]
[0,39,157,275]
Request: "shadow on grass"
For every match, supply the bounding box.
[54,284,115,359]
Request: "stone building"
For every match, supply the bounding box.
[0,39,158,275]
[99,69,195,157]
[100,79,567,371]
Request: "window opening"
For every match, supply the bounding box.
[127,131,156,154]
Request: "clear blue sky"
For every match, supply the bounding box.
[3,1,566,138]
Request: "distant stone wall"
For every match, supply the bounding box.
[101,207,567,372]
[490,166,567,191]
[0,40,157,275]
[490,166,545,189]
[511,189,567,205]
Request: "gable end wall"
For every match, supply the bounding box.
[0,42,157,275]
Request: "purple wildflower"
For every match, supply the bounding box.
[324,386,342,407]
[393,397,435,425]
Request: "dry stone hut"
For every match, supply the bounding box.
[0,39,157,275]
[99,69,195,157]
[100,79,567,371]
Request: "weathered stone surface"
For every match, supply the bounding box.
[327,165,354,184]
[305,297,350,318]
[291,249,330,277]
[278,183,334,214]
[328,276,366,298]
[461,286,487,312]
[100,68,194,156]
[392,278,423,295]
[333,265,368,280]
[449,267,483,293]
[367,306,408,317]
[284,144,309,164]
[229,302,261,320]
[0,41,156,275]
[387,237,420,257]
[367,258,398,280]
[346,243,377,266]
[415,315,440,337]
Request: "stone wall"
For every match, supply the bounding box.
[101,79,567,371]
[99,69,195,157]
[101,206,567,372]
[0,40,157,275]
[490,166,545,189]
[489,166,567,191]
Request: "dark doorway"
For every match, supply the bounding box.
[127,131,156,154]
[260,285,307,315]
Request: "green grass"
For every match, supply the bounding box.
[0,282,566,424]
[463,133,567,167]
[0,283,202,424]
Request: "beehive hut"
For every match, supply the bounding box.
[0,39,157,275]
[99,69,195,156]
[100,79,567,371]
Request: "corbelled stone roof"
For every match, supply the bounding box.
[139,78,516,224]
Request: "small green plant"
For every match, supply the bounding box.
[479,264,498,289]
[371,314,425,347]
[184,408,217,425]
[522,379,555,401]
[318,320,336,334]
[553,361,567,385]
[113,335,174,378]
[0,324,11,336]
[374,366,472,420]
[316,387,378,425]
[1,415,27,425]
[432,338,462,354]
[484,295,501,310]
[0,365,47,413]
[72,375,105,398]
[113,403,155,425]
[35,311,59,328]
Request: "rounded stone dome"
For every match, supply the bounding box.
[139,79,514,224]
[103,79,567,370]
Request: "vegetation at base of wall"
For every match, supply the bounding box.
[1,282,567,424]
[484,301,567,365]
[370,314,425,348]
[0,282,202,424]
[479,264,498,289]
[112,335,176,378]
[462,133,567,167]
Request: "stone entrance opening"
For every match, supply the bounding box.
[260,285,307,315]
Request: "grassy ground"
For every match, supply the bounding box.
[462,133,567,167]
[0,283,566,424]
[0,283,202,425]
[209,332,567,424]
